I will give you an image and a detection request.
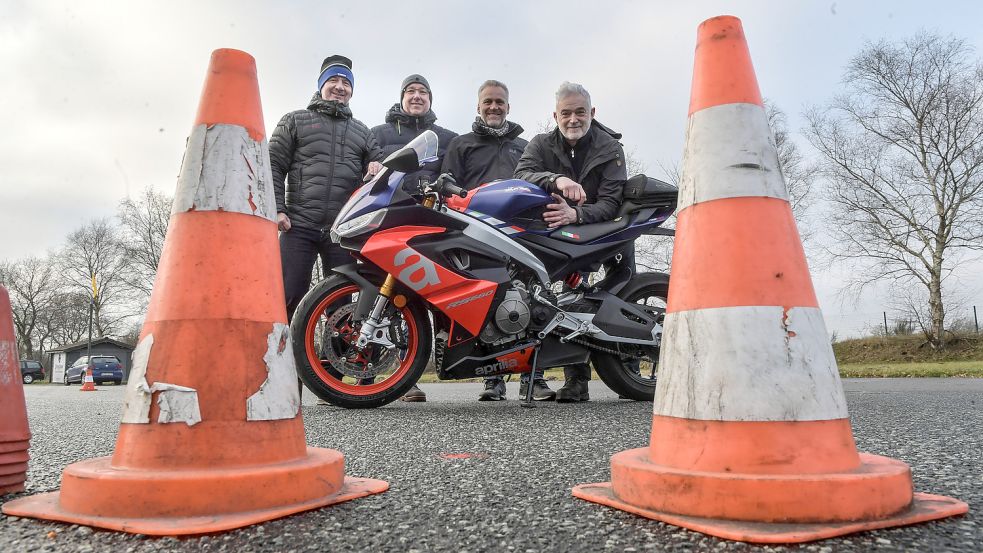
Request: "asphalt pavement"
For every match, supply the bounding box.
[1,378,980,552]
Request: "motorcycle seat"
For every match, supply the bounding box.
[549,216,631,244]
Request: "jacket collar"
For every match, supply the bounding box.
[547,120,622,174]
[307,93,353,118]
[384,103,438,129]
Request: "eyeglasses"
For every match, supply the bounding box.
[404,87,430,97]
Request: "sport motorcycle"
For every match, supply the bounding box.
[291,130,677,408]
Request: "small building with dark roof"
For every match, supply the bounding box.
[47,337,136,384]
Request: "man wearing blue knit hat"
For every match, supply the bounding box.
[271,55,384,321]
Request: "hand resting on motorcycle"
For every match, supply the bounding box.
[544,193,578,228]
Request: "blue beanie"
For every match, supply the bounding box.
[317,56,355,91]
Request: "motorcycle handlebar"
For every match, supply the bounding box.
[434,173,467,198]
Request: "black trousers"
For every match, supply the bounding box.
[565,241,638,382]
[280,226,353,321]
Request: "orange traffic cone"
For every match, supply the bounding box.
[573,16,968,543]
[79,369,96,391]
[2,49,387,534]
[0,286,31,495]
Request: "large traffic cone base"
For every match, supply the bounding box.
[575,478,964,544]
[2,451,385,535]
[573,15,967,543]
[2,48,387,534]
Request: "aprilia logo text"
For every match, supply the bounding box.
[475,358,518,375]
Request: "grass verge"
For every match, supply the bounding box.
[837,360,983,378]
[418,362,983,383]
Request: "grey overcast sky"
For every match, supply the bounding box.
[2,0,982,337]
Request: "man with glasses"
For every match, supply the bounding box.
[370,74,458,402]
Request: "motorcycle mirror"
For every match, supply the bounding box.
[382,147,420,173]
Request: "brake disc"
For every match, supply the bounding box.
[321,304,399,379]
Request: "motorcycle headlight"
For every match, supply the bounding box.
[332,209,387,239]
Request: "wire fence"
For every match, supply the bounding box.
[859,306,980,339]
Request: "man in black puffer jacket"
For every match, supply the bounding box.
[371,74,458,187]
[270,55,384,320]
[369,74,457,403]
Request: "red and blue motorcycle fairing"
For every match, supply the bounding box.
[292,130,675,408]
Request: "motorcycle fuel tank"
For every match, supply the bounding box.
[445,179,552,236]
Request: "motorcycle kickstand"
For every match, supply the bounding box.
[521,349,540,408]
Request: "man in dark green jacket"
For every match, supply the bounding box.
[514,82,629,402]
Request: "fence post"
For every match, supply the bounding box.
[883,311,889,336]
[974,305,979,334]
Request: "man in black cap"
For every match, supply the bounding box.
[270,55,384,320]
[372,74,458,185]
[441,80,555,402]
[369,74,458,403]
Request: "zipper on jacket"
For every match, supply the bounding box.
[324,116,337,230]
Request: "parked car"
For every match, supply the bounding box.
[20,360,45,384]
[64,355,124,386]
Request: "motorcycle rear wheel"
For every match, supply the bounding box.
[291,275,432,409]
[591,271,669,401]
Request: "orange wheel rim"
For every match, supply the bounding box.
[303,284,420,397]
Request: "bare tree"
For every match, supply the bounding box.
[805,33,983,349]
[624,147,647,178]
[45,291,94,346]
[628,157,676,274]
[765,99,817,240]
[642,99,816,274]
[59,218,131,337]
[117,187,172,299]
[0,256,58,358]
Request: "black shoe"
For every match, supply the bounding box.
[555,378,590,403]
[400,384,427,402]
[478,377,506,401]
[519,379,556,401]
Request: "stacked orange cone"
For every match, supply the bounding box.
[2,49,388,534]
[79,369,96,391]
[573,16,968,543]
[0,286,31,495]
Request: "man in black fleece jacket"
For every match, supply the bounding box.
[441,80,555,403]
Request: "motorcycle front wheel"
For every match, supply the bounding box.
[591,271,669,401]
[291,275,432,409]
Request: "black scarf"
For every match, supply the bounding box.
[472,117,515,138]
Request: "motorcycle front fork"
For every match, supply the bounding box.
[356,274,398,349]
[357,194,437,349]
